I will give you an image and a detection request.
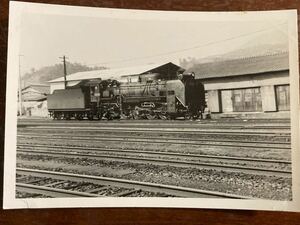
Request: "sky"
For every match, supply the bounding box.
[19,12,288,75]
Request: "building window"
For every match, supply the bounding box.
[232,87,262,112]
[275,85,290,111]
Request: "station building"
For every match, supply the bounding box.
[192,51,290,118]
[20,84,50,117]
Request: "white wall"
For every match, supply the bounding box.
[50,80,82,93]
[50,82,65,93]
[221,90,233,112]
[207,90,221,113]
[22,101,49,117]
[261,85,277,112]
[203,70,289,114]
[202,71,289,91]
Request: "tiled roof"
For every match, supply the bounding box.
[23,95,47,102]
[188,52,289,80]
[22,84,50,95]
[48,62,181,83]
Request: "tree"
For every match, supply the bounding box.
[22,62,107,85]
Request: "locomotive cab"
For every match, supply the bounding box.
[180,72,206,119]
[166,80,186,118]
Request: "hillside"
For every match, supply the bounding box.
[180,42,288,74]
[180,29,288,71]
[22,62,106,87]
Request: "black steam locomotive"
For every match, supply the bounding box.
[47,73,206,120]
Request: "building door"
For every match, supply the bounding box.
[221,90,233,112]
[232,88,262,112]
[275,85,290,111]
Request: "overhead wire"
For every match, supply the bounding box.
[85,23,287,67]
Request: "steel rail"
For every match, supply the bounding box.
[16,168,251,199]
[17,149,291,177]
[17,143,292,164]
[19,123,291,131]
[17,120,291,128]
[16,183,101,198]
[19,126,291,136]
[18,131,291,145]
[17,134,291,149]
[18,123,291,129]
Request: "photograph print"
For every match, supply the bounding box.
[3,2,300,210]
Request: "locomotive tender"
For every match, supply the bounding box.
[47,72,206,120]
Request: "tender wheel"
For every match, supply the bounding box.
[65,113,71,120]
[56,113,62,120]
[88,113,94,120]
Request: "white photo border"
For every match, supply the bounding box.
[3,1,300,211]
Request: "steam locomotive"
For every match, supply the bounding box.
[47,72,206,120]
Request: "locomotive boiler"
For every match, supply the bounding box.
[47,73,206,120]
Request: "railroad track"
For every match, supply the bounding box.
[18,132,291,145]
[18,122,291,130]
[18,123,291,130]
[16,167,251,198]
[17,119,291,128]
[18,126,291,137]
[17,143,291,165]
[17,134,291,149]
[17,146,291,177]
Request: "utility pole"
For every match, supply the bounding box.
[18,54,24,116]
[59,55,68,89]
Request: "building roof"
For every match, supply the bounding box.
[23,95,47,102]
[22,84,50,95]
[188,51,289,80]
[48,62,182,83]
